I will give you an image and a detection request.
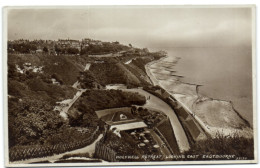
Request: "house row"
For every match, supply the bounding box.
[8,38,132,55]
[9,38,104,51]
[57,39,81,50]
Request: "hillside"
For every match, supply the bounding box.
[89,60,148,87]
[7,37,168,163]
[8,45,162,149]
[8,54,83,85]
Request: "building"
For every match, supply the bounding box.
[82,38,92,44]
[82,38,103,47]
[70,40,81,50]
[95,107,147,131]
[57,39,81,50]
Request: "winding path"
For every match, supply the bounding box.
[54,62,91,119]
[54,89,87,119]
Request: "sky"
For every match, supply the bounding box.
[7,6,253,49]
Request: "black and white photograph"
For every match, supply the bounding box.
[3,5,257,166]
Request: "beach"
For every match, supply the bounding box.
[146,49,253,138]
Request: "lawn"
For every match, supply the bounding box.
[156,119,179,154]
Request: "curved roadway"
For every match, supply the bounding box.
[123,88,190,152]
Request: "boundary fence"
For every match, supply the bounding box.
[9,127,100,162]
[94,141,118,162]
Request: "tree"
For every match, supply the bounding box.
[131,106,137,115]
[78,71,97,89]
[43,47,49,53]
[80,48,88,55]
[55,45,62,55]
[138,107,144,112]
[67,47,79,55]
[51,73,63,85]
[8,98,64,147]
[30,44,37,52]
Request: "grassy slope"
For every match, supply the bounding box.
[156,119,179,154]
[124,63,151,86]
[89,62,141,86]
[7,52,160,157]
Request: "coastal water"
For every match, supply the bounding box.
[150,47,253,125]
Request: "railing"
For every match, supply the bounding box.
[9,127,100,162]
[94,141,118,162]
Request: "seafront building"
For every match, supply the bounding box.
[95,107,147,131]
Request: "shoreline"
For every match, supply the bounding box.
[145,56,166,86]
[145,54,253,139]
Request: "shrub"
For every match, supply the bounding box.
[185,133,254,160]
[68,90,146,127]
[78,71,97,89]
[51,73,64,85]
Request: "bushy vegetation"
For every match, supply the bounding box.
[9,98,60,147]
[78,71,100,89]
[8,97,95,148]
[80,42,129,55]
[8,64,76,102]
[8,39,254,162]
[9,54,82,85]
[68,90,146,127]
[55,45,80,55]
[101,129,165,162]
[7,56,85,150]
[81,90,146,110]
[101,130,145,161]
[8,43,37,53]
[7,51,148,155]
[132,106,166,127]
[9,126,100,161]
[7,38,170,163]
[184,133,254,160]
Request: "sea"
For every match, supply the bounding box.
[150,47,253,125]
